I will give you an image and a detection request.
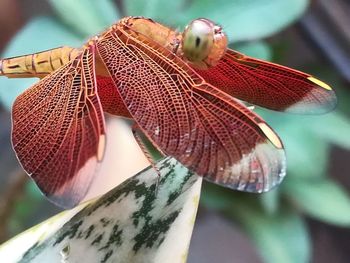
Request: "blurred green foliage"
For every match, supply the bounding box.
[1,1,350,263]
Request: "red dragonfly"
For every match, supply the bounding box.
[0,17,336,208]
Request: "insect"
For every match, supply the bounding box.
[0,17,336,208]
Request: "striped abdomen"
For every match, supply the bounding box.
[0,46,81,78]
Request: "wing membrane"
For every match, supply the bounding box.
[96,25,286,192]
[196,49,337,114]
[96,76,131,117]
[12,46,105,208]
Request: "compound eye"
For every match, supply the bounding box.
[182,19,214,62]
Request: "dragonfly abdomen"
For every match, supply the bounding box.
[0,46,81,78]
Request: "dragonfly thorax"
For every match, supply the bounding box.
[182,18,227,69]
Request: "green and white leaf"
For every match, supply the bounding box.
[0,158,202,263]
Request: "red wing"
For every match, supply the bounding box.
[12,46,106,208]
[96,76,131,118]
[96,25,286,193]
[195,49,337,114]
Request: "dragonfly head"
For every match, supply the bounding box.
[182,18,228,69]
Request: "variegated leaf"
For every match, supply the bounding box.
[0,157,202,263]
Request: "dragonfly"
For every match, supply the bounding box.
[0,17,336,208]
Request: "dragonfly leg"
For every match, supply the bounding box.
[131,123,162,193]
